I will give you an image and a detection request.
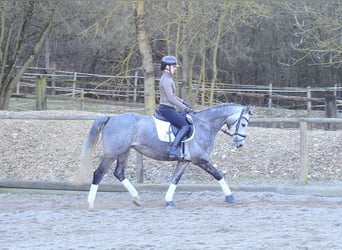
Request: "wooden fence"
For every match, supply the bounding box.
[251,117,342,184]
[16,68,146,103]
[1,113,341,184]
[13,67,342,110]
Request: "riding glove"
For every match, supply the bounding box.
[183,101,192,109]
[184,108,193,114]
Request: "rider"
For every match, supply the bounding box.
[158,55,192,159]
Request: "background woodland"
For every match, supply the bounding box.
[0,0,341,110]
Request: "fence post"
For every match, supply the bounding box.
[16,81,20,95]
[306,86,311,113]
[36,76,47,110]
[126,78,130,102]
[133,70,138,103]
[136,153,144,183]
[268,83,272,108]
[51,63,56,95]
[80,90,84,111]
[299,121,308,184]
[325,95,337,131]
[72,72,77,100]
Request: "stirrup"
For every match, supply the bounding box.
[169,147,182,159]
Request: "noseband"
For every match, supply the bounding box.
[221,108,249,139]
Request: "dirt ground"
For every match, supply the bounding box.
[0,190,341,249]
[1,107,342,249]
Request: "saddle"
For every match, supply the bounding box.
[153,108,194,143]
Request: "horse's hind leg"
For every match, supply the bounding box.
[87,157,114,209]
[113,150,141,206]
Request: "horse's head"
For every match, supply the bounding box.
[226,106,254,148]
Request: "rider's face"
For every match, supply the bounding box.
[168,65,177,74]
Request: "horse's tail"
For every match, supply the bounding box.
[80,116,110,179]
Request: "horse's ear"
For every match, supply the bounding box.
[247,106,255,115]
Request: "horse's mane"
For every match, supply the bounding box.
[195,103,243,114]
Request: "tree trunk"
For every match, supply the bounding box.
[200,45,207,106]
[179,1,192,104]
[209,7,228,105]
[134,0,155,115]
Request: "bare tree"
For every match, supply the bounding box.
[276,1,342,86]
[3,0,340,109]
[0,1,58,110]
[285,1,342,67]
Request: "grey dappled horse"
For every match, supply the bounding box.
[82,103,253,209]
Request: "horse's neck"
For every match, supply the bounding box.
[196,105,241,132]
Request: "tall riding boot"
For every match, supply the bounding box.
[169,125,190,159]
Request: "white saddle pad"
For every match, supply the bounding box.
[153,117,175,142]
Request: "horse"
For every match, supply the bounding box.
[81,103,253,209]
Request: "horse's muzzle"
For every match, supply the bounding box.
[233,139,244,148]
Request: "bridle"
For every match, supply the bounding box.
[188,107,250,140]
[220,108,249,140]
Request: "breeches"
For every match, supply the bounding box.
[159,104,188,128]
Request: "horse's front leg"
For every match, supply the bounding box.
[194,158,235,204]
[165,161,189,207]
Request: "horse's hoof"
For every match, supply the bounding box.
[166,201,176,207]
[225,195,235,204]
[133,196,142,207]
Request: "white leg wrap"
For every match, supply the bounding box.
[87,184,98,209]
[121,179,138,198]
[165,183,177,202]
[218,179,232,196]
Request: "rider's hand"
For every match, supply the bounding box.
[183,101,192,109]
[184,108,193,114]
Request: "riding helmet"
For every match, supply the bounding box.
[160,55,179,70]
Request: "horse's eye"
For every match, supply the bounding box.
[241,123,246,127]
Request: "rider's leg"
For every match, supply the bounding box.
[158,105,190,159]
[169,125,190,159]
